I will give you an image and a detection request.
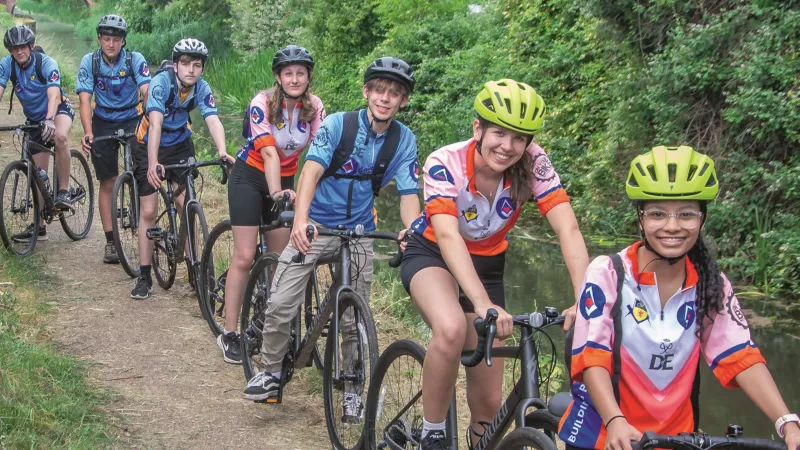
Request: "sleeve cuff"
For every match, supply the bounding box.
[202,111,218,119]
[425,197,458,217]
[137,80,150,88]
[537,188,570,216]
[398,188,419,196]
[76,88,93,95]
[145,106,165,115]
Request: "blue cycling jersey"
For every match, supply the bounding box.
[140,71,218,146]
[306,109,419,230]
[76,48,150,122]
[0,52,66,122]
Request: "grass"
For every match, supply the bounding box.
[16,0,90,24]
[0,254,114,449]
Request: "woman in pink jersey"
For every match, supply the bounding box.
[400,79,590,449]
[217,45,325,364]
[559,146,799,450]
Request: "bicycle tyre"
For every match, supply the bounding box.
[185,202,209,300]
[240,252,280,382]
[111,171,140,278]
[523,408,561,443]
[496,426,557,450]
[306,261,336,370]
[323,291,379,450]
[59,149,95,240]
[365,339,428,450]
[152,187,176,290]
[0,161,40,256]
[198,219,233,337]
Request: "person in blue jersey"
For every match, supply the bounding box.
[77,14,150,264]
[243,57,421,412]
[0,25,75,241]
[129,38,234,300]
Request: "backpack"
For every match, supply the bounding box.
[321,110,401,198]
[8,46,46,114]
[90,49,138,112]
[563,253,701,430]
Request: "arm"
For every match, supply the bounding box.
[290,160,325,252]
[584,367,643,450]
[145,111,164,189]
[260,145,286,197]
[545,202,589,296]
[0,86,5,101]
[46,86,60,119]
[399,194,420,229]
[79,92,93,153]
[735,363,800,449]
[138,82,149,101]
[204,114,233,162]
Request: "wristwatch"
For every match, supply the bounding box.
[775,413,800,438]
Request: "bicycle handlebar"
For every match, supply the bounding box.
[0,123,40,132]
[157,157,230,185]
[291,224,407,266]
[461,307,564,368]
[92,129,137,144]
[633,431,787,450]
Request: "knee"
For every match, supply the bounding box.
[231,247,255,270]
[139,203,157,222]
[54,132,68,149]
[430,321,466,356]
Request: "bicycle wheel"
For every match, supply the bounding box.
[323,291,379,450]
[365,339,427,450]
[59,149,95,240]
[305,260,336,370]
[524,408,562,446]
[0,161,40,256]
[152,187,176,290]
[496,427,557,450]
[184,202,209,300]
[241,252,280,382]
[198,219,233,337]
[112,172,140,278]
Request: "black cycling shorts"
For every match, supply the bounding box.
[133,138,195,197]
[399,232,506,313]
[228,158,294,227]
[28,98,75,155]
[90,116,139,181]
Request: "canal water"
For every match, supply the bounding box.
[31,15,799,440]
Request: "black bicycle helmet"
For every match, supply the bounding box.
[363,56,415,94]
[272,45,314,73]
[97,14,128,38]
[3,25,35,50]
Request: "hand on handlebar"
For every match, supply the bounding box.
[147,163,163,190]
[219,153,235,165]
[290,221,316,255]
[474,304,514,340]
[562,303,577,332]
[82,135,92,155]
[606,418,642,450]
[398,228,410,252]
[272,189,296,204]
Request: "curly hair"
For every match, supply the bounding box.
[687,234,725,338]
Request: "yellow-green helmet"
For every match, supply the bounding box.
[474,79,545,135]
[626,145,719,201]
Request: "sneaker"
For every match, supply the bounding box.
[11,224,47,242]
[54,189,71,209]
[103,241,119,264]
[342,392,364,424]
[216,332,242,364]
[130,276,152,300]
[419,430,449,450]
[243,371,281,402]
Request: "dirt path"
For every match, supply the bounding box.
[0,102,333,449]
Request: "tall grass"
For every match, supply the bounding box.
[16,0,89,24]
[203,50,278,114]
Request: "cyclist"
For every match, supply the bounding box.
[398,79,589,449]
[0,25,75,241]
[243,57,421,412]
[130,38,233,300]
[77,14,150,264]
[558,146,800,450]
[218,45,325,364]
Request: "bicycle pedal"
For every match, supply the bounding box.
[146,227,163,241]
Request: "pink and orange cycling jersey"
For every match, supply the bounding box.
[236,89,325,176]
[410,139,569,256]
[558,242,765,449]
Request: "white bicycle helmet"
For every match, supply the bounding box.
[172,38,208,64]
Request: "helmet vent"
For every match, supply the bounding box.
[646,165,657,181]
[635,162,646,177]
[482,98,494,112]
[687,165,698,181]
[668,163,676,183]
[706,174,717,187]
[493,92,504,110]
[627,175,639,187]
[520,102,527,119]
[698,162,709,177]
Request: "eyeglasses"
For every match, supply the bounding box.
[641,210,704,229]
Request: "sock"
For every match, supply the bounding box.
[270,371,281,380]
[104,231,114,243]
[223,329,237,337]
[58,189,68,195]
[140,264,151,277]
[421,418,446,440]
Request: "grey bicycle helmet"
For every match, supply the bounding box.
[97,14,128,38]
[3,25,35,50]
[172,38,209,65]
[364,56,415,94]
[272,45,314,73]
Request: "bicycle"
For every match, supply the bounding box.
[0,123,94,256]
[365,307,566,450]
[630,427,787,450]
[146,156,229,299]
[92,129,139,277]
[240,223,404,450]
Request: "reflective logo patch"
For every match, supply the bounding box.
[342,157,358,175]
[409,160,419,182]
[429,165,454,184]
[250,106,265,124]
[677,301,696,330]
[495,197,515,219]
[205,93,216,108]
[48,69,60,83]
[139,62,150,77]
[579,283,606,320]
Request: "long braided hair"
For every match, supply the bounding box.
[686,234,725,338]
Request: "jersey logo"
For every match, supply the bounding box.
[429,165,454,184]
[495,197,515,219]
[533,153,556,182]
[14,82,21,92]
[205,93,216,108]
[726,291,748,329]
[410,160,419,183]
[626,298,649,324]
[462,205,478,222]
[97,78,106,90]
[677,301,696,330]
[276,122,286,130]
[119,69,126,77]
[297,121,308,132]
[649,340,675,371]
[250,106,265,124]
[341,157,358,175]
[48,69,60,83]
[579,283,606,320]
[139,62,150,77]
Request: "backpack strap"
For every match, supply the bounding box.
[126,50,135,84]
[609,253,625,404]
[92,49,101,80]
[370,120,401,197]
[323,111,360,179]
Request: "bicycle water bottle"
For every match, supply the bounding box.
[36,167,51,197]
